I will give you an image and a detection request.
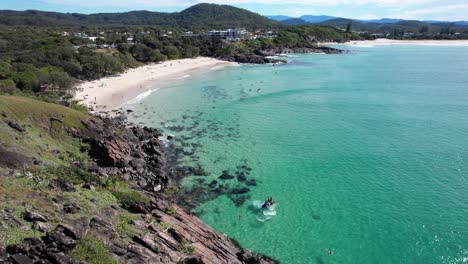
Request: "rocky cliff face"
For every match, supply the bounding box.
[0,97,276,264]
[1,199,274,264]
[219,46,345,64]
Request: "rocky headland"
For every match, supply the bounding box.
[220,46,346,64]
[0,96,276,264]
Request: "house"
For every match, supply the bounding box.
[127,37,135,45]
[208,29,248,41]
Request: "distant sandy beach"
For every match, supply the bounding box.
[323,38,468,46]
[74,57,236,111]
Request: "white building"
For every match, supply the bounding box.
[208,29,248,41]
[127,37,135,45]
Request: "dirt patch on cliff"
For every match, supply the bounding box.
[0,146,32,169]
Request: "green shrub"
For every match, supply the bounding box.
[70,236,117,264]
[70,102,88,114]
[165,207,176,216]
[115,212,138,239]
[32,165,97,185]
[110,189,148,208]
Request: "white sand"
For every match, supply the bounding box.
[74,57,236,111]
[323,38,468,46]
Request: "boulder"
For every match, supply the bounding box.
[48,179,76,192]
[32,222,49,232]
[0,247,8,262]
[63,203,80,214]
[9,254,33,264]
[7,121,26,132]
[43,225,78,251]
[23,211,48,223]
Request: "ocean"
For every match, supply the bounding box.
[125,45,468,263]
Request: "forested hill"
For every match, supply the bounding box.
[0,3,280,30]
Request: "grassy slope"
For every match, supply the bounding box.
[0,96,143,261]
[0,95,89,166]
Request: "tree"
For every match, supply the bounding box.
[345,22,352,33]
[419,25,429,34]
[163,45,180,60]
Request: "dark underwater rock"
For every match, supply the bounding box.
[219,170,234,180]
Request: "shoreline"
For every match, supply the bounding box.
[74,57,237,111]
[322,38,468,46]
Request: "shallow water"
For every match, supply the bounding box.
[126,45,468,263]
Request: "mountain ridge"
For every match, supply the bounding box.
[267,14,468,26]
[0,4,280,30]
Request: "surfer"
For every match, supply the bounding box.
[262,197,274,209]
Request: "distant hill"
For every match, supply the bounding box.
[0,4,280,30]
[300,15,337,23]
[267,15,292,21]
[358,18,402,24]
[320,18,373,30]
[268,15,337,23]
[280,18,310,25]
[267,14,468,29]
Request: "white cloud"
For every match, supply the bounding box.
[396,3,468,20]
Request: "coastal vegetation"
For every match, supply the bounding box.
[0,24,358,101]
[320,18,468,40]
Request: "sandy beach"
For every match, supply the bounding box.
[324,38,468,46]
[74,57,236,111]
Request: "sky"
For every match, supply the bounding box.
[1,0,468,21]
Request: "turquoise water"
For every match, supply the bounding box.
[126,45,468,263]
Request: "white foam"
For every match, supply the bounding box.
[210,65,226,70]
[353,45,375,48]
[124,88,160,105]
[174,74,191,80]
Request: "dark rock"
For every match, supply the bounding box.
[9,254,33,264]
[231,187,250,195]
[109,244,127,256]
[213,185,228,194]
[236,173,247,182]
[127,203,151,214]
[130,158,146,174]
[246,179,257,186]
[32,222,49,232]
[45,252,75,264]
[50,117,63,123]
[63,203,80,214]
[43,225,78,251]
[82,183,96,191]
[5,244,27,255]
[48,179,76,192]
[168,228,183,243]
[23,238,41,246]
[208,180,218,189]
[23,211,48,222]
[236,249,277,264]
[183,255,205,264]
[230,195,250,207]
[89,217,115,234]
[219,170,234,180]
[7,121,25,132]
